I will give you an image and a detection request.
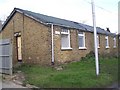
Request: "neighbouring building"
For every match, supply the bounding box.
[0,20,2,38]
[0,8,118,66]
[0,20,2,30]
[118,33,120,56]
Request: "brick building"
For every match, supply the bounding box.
[0,20,2,30]
[0,8,118,65]
[118,33,120,56]
[0,20,2,38]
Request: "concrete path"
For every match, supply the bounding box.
[0,77,36,89]
[2,80,26,88]
[0,73,26,88]
[0,73,38,89]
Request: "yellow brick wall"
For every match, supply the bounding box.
[1,12,52,65]
[53,26,118,64]
[53,26,94,64]
[23,15,52,65]
[1,11,118,66]
[98,34,118,56]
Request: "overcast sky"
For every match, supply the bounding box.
[0,0,118,33]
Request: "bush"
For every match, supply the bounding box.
[81,51,95,61]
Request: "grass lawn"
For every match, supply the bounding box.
[15,56,118,88]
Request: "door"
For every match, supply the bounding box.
[0,39,12,75]
[16,36,22,61]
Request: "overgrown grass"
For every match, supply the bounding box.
[15,56,118,88]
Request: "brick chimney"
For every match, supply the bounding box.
[106,27,110,32]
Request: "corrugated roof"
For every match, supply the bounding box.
[2,8,116,36]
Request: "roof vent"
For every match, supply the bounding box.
[72,21,79,24]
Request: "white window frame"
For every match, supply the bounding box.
[113,37,116,48]
[61,29,72,50]
[78,32,86,49]
[105,36,109,48]
[97,35,100,48]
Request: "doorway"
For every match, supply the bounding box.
[16,36,22,62]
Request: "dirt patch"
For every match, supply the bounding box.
[12,71,25,85]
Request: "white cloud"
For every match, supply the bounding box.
[0,0,118,33]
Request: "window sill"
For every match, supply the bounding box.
[61,47,73,50]
[106,46,110,49]
[79,47,87,50]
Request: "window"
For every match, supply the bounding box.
[113,37,116,48]
[78,31,86,49]
[61,28,72,49]
[105,36,109,48]
[97,35,100,48]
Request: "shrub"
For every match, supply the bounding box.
[81,51,95,61]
